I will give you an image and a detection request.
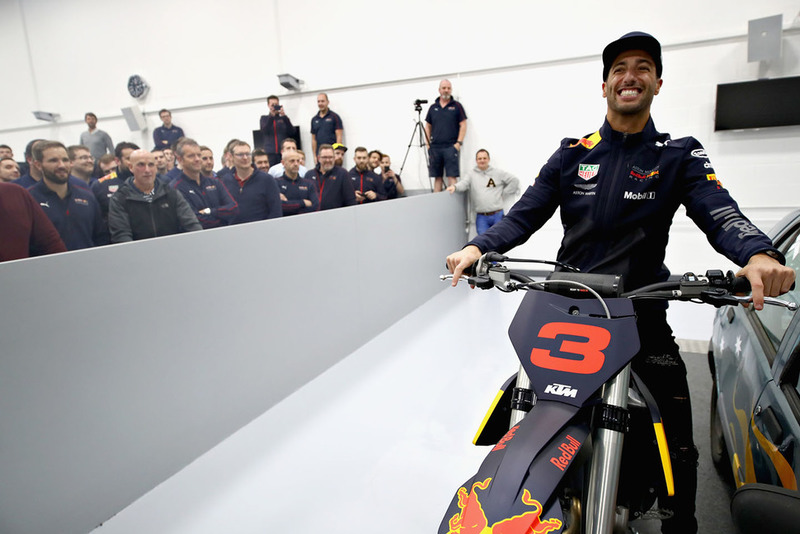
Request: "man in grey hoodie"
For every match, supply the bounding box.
[446,149,519,234]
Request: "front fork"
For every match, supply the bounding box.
[511,363,631,534]
[585,363,631,534]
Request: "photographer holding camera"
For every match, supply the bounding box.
[259,95,296,167]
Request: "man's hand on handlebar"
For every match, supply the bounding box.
[446,245,483,287]
[736,253,796,310]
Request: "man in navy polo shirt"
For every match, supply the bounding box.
[153,109,185,150]
[348,147,383,204]
[277,150,318,216]
[306,144,355,211]
[310,93,343,164]
[219,140,282,224]
[27,141,109,249]
[425,79,467,192]
[170,138,238,229]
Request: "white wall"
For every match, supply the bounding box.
[3,2,800,195]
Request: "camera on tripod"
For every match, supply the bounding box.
[414,99,428,112]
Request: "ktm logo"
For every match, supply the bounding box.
[543,383,578,398]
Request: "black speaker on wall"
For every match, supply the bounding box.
[715,76,800,131]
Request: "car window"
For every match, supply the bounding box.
[754,224,800,350]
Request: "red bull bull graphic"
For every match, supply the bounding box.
[447,478,563,534]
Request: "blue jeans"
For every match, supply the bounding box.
[476,210,504,235]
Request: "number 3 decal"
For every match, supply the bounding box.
[530,322,610,374]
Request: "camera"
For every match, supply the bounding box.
[272,104,281,111]
[413,98,428,112]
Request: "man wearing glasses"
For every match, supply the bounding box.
[67,145,95,185]
[219,140,282,224]
[306,144,355,211]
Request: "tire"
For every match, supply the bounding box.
[710,382,735,486]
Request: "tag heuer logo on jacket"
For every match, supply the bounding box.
[578,164,599,180]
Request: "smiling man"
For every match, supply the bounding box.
[108,149,201,242]
[170,138,238,229]
[446,31,795,534]
[27,141,108,249]
[446,149,519,234]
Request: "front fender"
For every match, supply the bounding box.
[439,401,589,533]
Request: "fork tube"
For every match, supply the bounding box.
[585,363,631,534]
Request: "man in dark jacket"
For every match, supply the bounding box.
[446,32,795,534]
[108,149,201,243]
[260,95,295,167]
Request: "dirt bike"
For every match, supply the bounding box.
[438,252,797,534]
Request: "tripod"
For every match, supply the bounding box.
[399,102,433,192]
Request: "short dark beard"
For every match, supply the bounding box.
[43,169,69,185]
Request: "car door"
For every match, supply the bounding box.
[748,221,800,488]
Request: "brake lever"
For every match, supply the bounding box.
[701,289,798,310]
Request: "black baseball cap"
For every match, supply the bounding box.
[602,31,662,81]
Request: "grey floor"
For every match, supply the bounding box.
[92,288,738,533]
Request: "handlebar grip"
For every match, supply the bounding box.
[731,276,751,294]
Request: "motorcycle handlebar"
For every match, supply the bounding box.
[445,253,797,311]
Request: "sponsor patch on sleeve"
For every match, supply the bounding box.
[707,173,722,189]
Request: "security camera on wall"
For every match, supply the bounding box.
[278,73,303,91]
[33,111,60,122]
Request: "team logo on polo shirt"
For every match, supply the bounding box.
[109,185,119,193]
[578,164,599,180]
[74,198,89,206]
[204,184,217,192]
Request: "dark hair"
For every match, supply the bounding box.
[354,146,368,155]
[32,141,67,162]
[0,144,11,151]
[368,149,383,159]
[199,146,212,153]
[281,138,297,151]
[85,112,97,120]
[25,138,44,159]
[252,148,267,158]
[159,109,171,116]
[114,142,140,160]
[476,148,490,158]
[266,95,279,102]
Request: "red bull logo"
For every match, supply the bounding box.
[447,478,563,534]
[549,435,581,472]
[492,424,520,452]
